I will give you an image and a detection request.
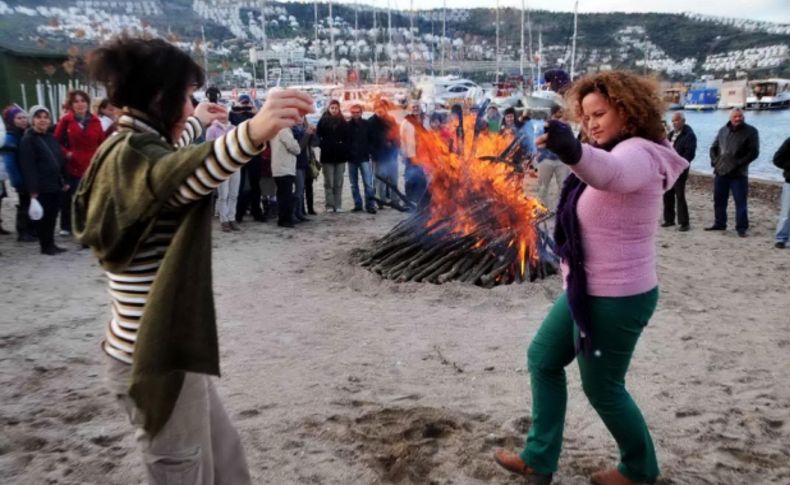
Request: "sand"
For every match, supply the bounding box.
[0,174,788,485]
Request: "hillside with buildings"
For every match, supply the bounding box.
[0,0,788,89]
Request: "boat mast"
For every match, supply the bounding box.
[441,0,446,76]
[388,0,393,80]
[260,0,268,88]
[570,0,578,80]
[495,0,500,84]
[373,5,378,82]
[355,0,359,77]
[410,0,414,80]
[520,0,524,77]
[329,0,336,84]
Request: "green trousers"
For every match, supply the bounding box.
[520,288,659,483]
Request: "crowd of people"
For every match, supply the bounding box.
[1,85,788,257]
[0,34,788,485]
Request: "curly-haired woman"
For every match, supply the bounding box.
[73,37,313,484]
[494,71,689,485]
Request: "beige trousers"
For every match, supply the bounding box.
[104,356,251,485]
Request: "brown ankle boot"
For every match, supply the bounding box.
[591,468,644,485]
[493,450,553,484]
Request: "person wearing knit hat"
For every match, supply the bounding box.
[18,104,69,254]
[1,105,34,240]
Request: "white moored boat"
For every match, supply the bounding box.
[745,79,790,110]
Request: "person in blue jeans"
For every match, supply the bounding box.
[705,109,759,237]
[347,104,377,214]
[773,137,790,248]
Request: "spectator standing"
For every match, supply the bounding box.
[96,98,120,135]
[231,94,266,223]
[401,102,428,204]
[206,119,241,232]
[1,106,35,240]
[54,90,106,236]
[773,137,790,249]
[368,99,400,206]
[316,100,349,212]
[534,106,569,207]
[706,108,759,237]
[292,118,315,222]
[271,126,301,228]
[19,105,69,255]
[347,104,377,213]
[662,112,696,231]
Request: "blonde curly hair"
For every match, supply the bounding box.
[564,71,666,144]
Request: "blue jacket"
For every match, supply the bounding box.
[1,128,25,188]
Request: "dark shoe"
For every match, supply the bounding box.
[296,215,310,222]
[590,468,643,485]
[352,206,363,212]
[229,221,242,231]
[253,215,268,223]
[41,246,67,255]
[307,210,317,215]
[17,233,37,242]
[737,230,748,238]
[277,221,295,228]
[366,206,378,214]
[704,225,726,231]
[776,241,787,249]
[660,221,675,228]
[493,450,552,484]
[0,226,10,235]
[53,245,67,253]
[221,222,233,233]
[677,225,690,232]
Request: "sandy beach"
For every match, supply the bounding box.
[1,173,788,485]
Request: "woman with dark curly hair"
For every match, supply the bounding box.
[72,36,313,484]
[494,71,689,485]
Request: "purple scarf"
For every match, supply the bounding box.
[553,173,591,355]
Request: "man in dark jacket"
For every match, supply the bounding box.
[347,104,377,213]
[663,112,696,231]
[773,137,790,248]
[231,95,266,222]
[706,108,759,237]
[367,100,400,208]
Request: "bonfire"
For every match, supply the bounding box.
[359,109,559,287]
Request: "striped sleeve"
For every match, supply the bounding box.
[167,120,264,207]
[175,117,204,148]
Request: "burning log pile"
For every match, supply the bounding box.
[359,107,559,288]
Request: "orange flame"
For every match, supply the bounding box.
[412,115,548,274]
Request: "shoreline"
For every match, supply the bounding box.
[688,170,784,205]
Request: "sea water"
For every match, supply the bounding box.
[672,110,789,182]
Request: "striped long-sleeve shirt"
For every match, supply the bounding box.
[103,113,262,365]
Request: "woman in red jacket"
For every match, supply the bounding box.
[54,90,106,235]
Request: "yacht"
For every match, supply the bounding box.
[745,79,790,110]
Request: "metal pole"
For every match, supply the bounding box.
[314,0,319,60]
[20,83,27,111]
[528,8,535,88]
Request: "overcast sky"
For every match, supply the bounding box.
[295,0,790,25]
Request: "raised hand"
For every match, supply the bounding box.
[537,120,582,165]
[247,89,315,144]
